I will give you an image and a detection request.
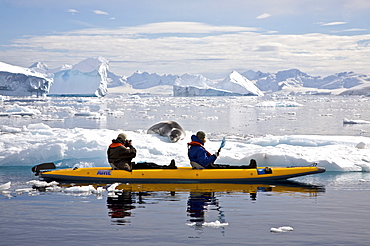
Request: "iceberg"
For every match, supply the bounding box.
[218,70,264,96]
[48,57,109,97]
[173,71,263,97]
[0,62,52,96]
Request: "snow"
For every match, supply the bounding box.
[0,121,370,172]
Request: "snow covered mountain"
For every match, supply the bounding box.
[49,57,109,97]
[0,62,52,96]
[1,56,370,97]
[173,71,263,96]
[243,69,370,95]
[126,71,179,89]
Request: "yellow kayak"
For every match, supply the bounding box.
[33,163,325,183]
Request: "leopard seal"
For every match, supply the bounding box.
[147,121,186,143]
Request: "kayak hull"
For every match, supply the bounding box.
[39,166,326,184]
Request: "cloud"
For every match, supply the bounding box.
[321,22,347,26]
[342,28,367,32]
[256,13,271,19]
[67,22,259,35]
[2,21,370,78]
[92,10,109,15]
[332,28,367,33]
[66,9,78,13]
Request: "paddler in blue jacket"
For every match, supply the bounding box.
[188,131,258,169]
[188,131,219,169]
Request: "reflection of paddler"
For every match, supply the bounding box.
[187,192,217,223]
[107,191,135,220]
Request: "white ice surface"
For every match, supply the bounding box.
[1,123,370,172]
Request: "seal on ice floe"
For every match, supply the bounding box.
[147,121,186,143]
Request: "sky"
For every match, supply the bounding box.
[1,0,370,79]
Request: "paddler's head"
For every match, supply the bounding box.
[196,131,206,143]
[117,133,127,142]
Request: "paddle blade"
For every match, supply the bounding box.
[220,137,226,149]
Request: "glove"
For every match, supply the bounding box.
[214,152,220,157]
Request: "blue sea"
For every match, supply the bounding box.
[1,95,370,245]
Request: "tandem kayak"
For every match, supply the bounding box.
[32,162,325,183]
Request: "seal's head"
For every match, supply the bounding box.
[169,129,182,143]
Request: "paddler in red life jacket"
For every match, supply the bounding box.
[107,133,177,171]
[107,133,136,171]
[187,131,219,169]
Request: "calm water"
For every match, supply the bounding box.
[1,95,370,245]
[1,167,370,245]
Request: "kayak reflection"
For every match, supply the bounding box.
[105,182,325,225]
[106,191,135,225]
[187,191,218,224]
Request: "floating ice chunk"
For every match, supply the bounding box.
[1,190,12,198]
[107,182,121,192]
[255,101,303,107]
[1,125,23,133]
[279,226,294,231]
[187,220,228,228]
[0,181,11,190]
[186,222,196,226]
[202,220,229,227]
[74,111,100,117]
[15,188,34,194]
[64,185,96,193]
[92,186,105,194]
[27,180,59,188]
[5,104,41,115]
[45,186,63,192]
[270,226,294,233]
[270,227,283,233]
[27,123,52,130]
[343,118,370,124]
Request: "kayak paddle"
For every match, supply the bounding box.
[217,137,226,155]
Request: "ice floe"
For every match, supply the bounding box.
[187,220,229,228]
[270,226,294,233]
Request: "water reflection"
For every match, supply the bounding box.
[106,191,135,225]
[105,182,325,225]
[187,192,218,223]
